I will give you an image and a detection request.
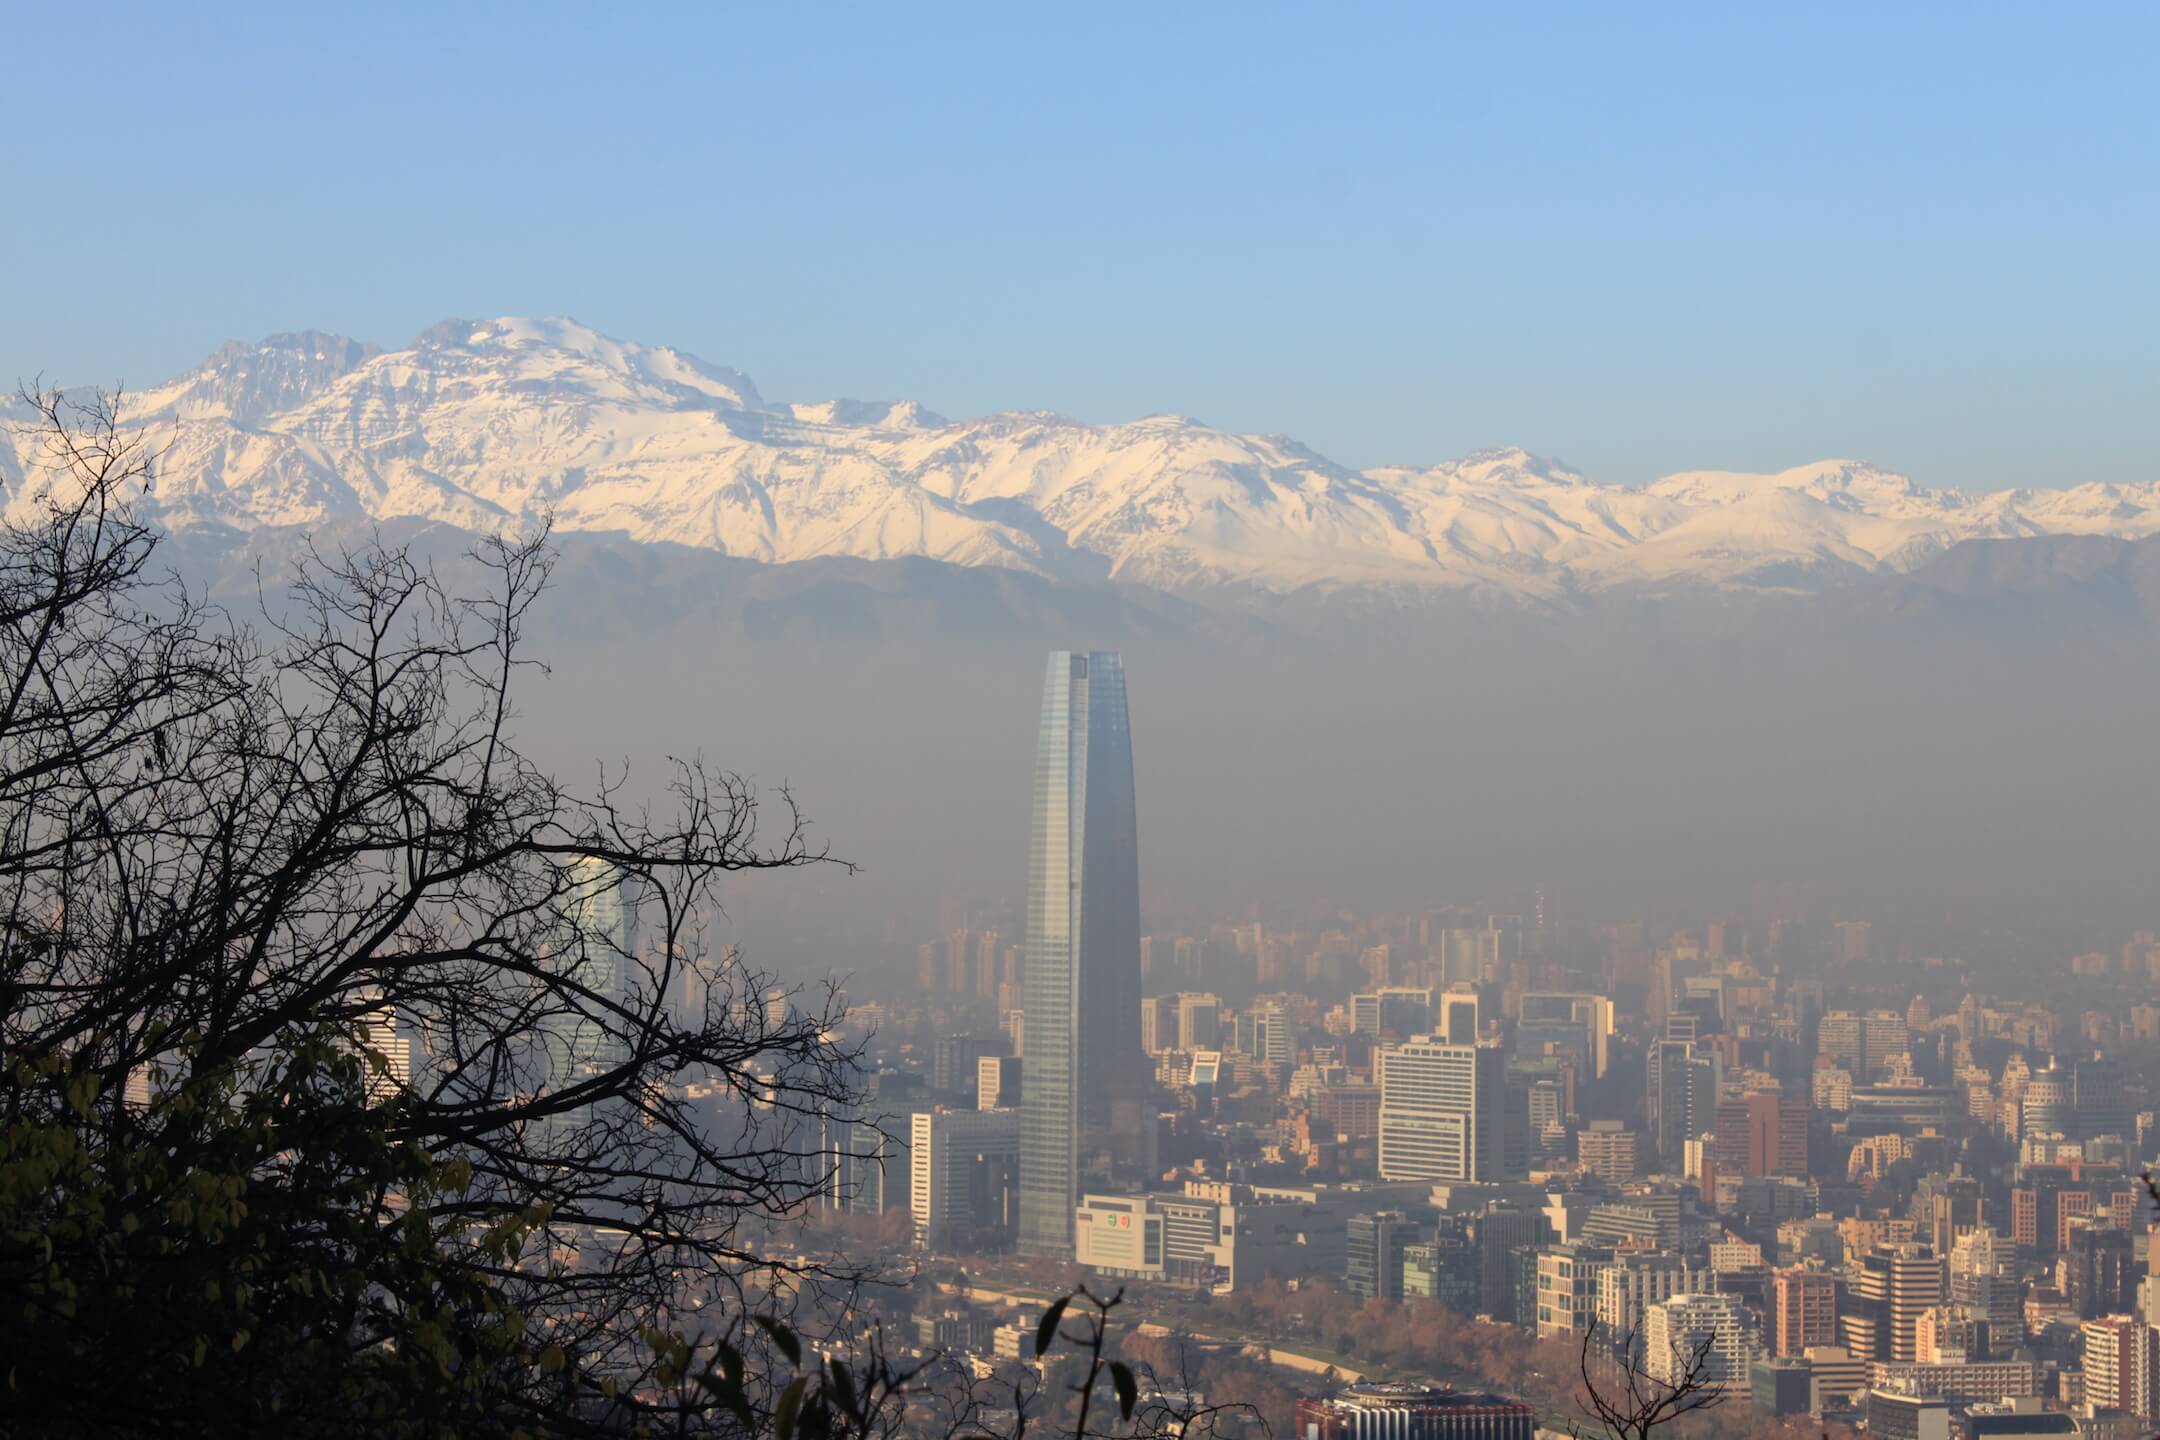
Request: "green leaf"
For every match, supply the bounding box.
[1034,1295,1070,1358]
[1110,1361,1138,1420]
[538,1343,565,1374]
[775,1375,810,1440]
[757,1315,804,1368]
[695,1371,754,1427]
[828,1356,860,1421]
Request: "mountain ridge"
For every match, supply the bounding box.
[9,315,2159,603]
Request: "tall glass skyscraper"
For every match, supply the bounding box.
[1017,651,1143,1258]
[556,856,636,1082]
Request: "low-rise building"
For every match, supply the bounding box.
[1074,1183,1365,1291]
[1868,1360,2043,1405]
[1867,1387,1950,1440]
[1295,1384,1535,1440]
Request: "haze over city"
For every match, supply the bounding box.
[3,7,2160,1440]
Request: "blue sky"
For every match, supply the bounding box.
[4,3,2155,487]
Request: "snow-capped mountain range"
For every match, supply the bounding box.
[10,316,2160,601]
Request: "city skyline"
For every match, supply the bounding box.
[18,6,2160,1436]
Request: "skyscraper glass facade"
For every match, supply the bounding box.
[1017,651,1142,1257]
[557,856,636,1083]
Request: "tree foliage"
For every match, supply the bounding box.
[0,389,866,1436]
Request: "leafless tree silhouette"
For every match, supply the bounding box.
[1567,1319,1728,1440]
[0,387,871,1436]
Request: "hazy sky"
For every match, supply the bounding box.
[6,4,2157,488]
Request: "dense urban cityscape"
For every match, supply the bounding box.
[760,649,2160,1440]
[10,10,2159,1436]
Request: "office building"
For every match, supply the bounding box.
[2019,1066,2071,1139]
[1140,995,1177,1056]
[1517,992,1616,1079]
[1912,1306,1983,1364]
[2068,1223,2138,1319]
[1346,1211,1416,1303]
[1536,1243,1615,1339]
[1294,1385,1534,1440]
[1378,1038,1506,1182]
[1403,1227,1481,1312]
[1351,988,1435,1041]
[978,1055,1022,1111]
[1806,1345,1868,1412]
[910,1107,1021,1249]
[1578,1121,1640,1183]
[818,1093,906,1218]
[1773,1266,1840,1356]
[1960,1408,2075,1440]
[931,1035,995,1096]
[1580,1202,1667,1252]
[554,856,637,1082]
[1751,1358,1815,1416]
[1950,1227,2023,1339]
[2074,1058,2133,1143]
[1176,993,1222,1052]
[1922,1175,1985,1254]
[1843,1244,1946,1365]
[1476,1207,1547,1319]
[1714,1093,1810,1179]
[1312,1083,1383,1142]
[1868,1360,2041,1405]
[1074,1185,1365,1292]
[1865,1389,1949,1440]
[1242,1005,1296,1070]
[1438,990,1481,1045]
[1018,652,1144,1259]
[1647,1039,1719,1166]
[1819,1010,1911,1082]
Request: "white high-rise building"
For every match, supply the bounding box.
[1598,1252,1707,1346]
[359,1000,412,1106]
[2078,1315,2158,1417]
[1643,1292,1760,1394]
[1376,1037,1505,1181]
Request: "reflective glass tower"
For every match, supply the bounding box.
[1017,651,1143,1258]
[556,856,637,1082]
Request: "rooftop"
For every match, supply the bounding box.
[1317,1384,1533,1410]
[1968,1416,2079,1437]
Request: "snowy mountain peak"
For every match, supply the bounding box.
[13,318,2160,602]
[131,330,378,426]
[1647,459,1923,505]
[786,398,949,430]
[406,315,768,412]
